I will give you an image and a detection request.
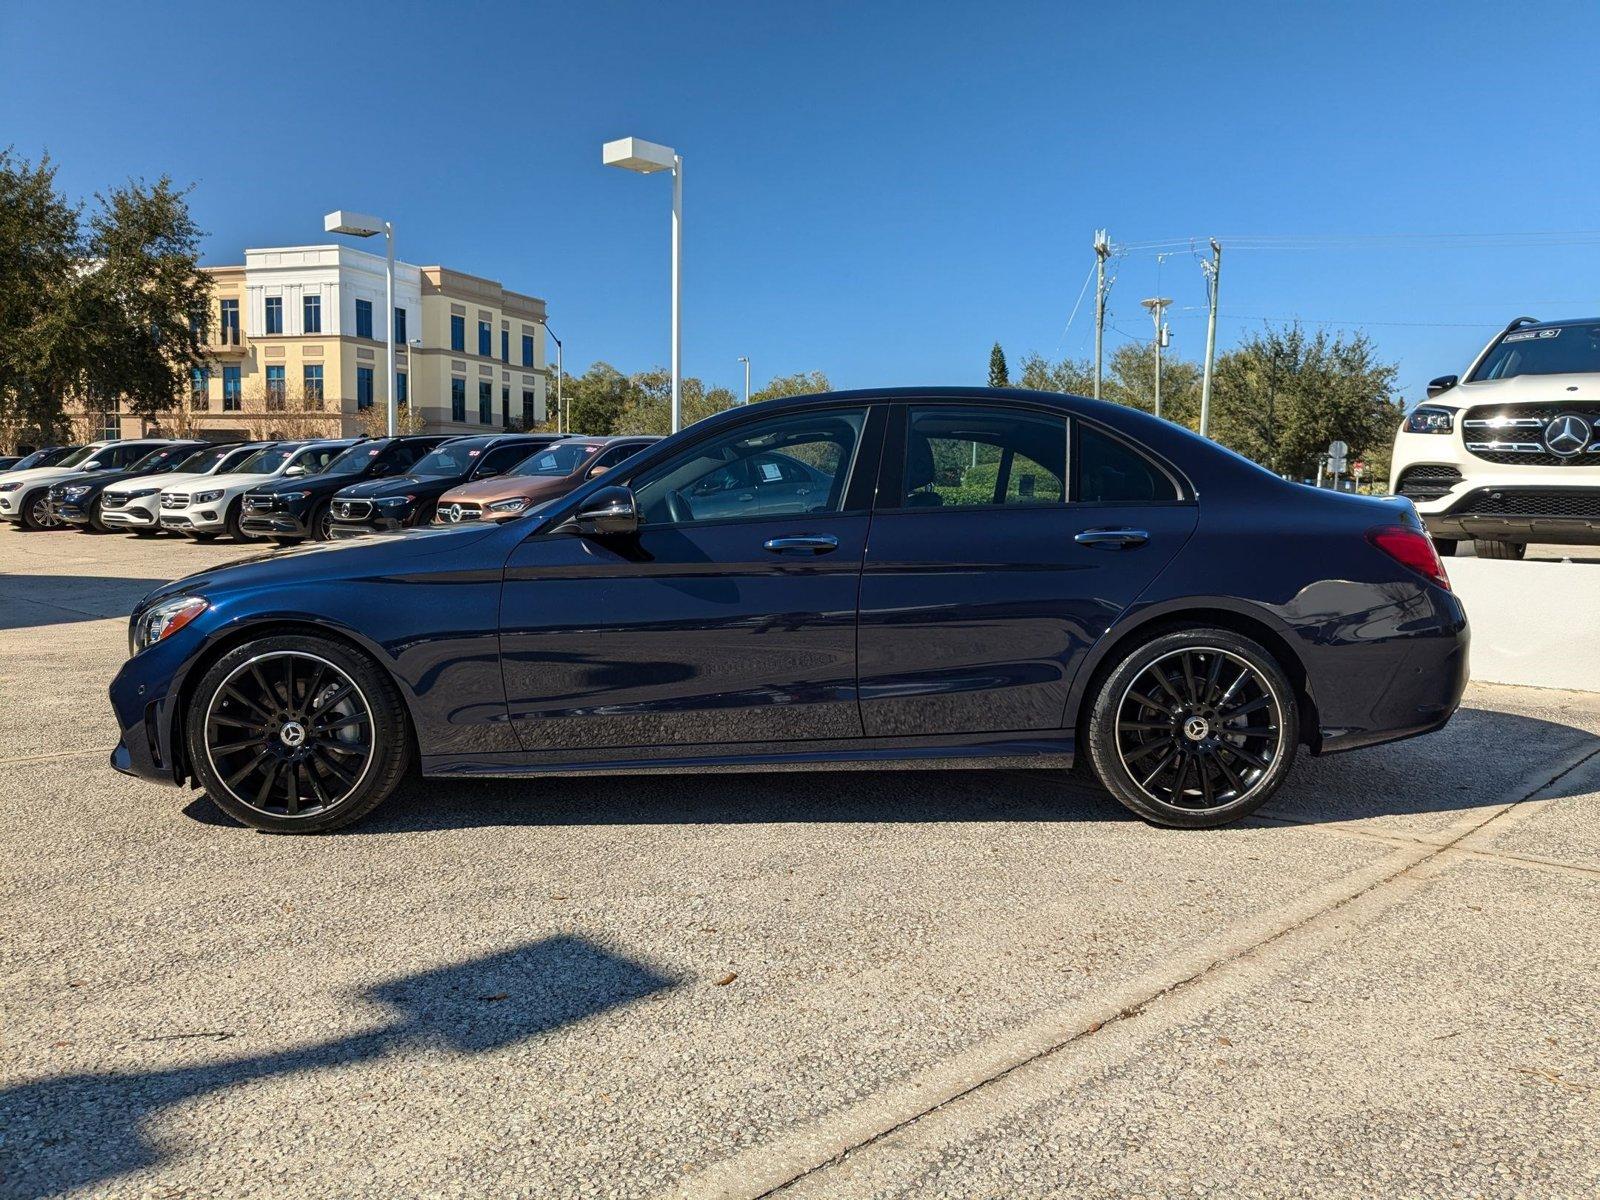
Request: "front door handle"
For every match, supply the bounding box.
[763,535,840,555]
[1074,527,1150,550]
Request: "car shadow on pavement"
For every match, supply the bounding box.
[0,936,678,1200]
[0,574,170,630]
[179,705,1597,835]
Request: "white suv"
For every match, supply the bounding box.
[0,440,154,530]
[1390,316,1600,559]
[158,440,355,541]
[100,441,272,535]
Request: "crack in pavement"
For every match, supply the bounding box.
[664,741,1600,1200]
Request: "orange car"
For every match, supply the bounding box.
[433,435,660,524]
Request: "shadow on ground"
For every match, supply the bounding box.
[0,574,170,630]
[181,705,1595,836]
[0,936,677,1199]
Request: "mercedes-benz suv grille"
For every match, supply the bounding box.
[333,499,373,521]
[1462,403,1600,466]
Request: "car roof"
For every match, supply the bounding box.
[1503,316,1600,332]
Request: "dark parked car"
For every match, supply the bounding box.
[240,435,453,544]
[110,388,1468,834]
[2,439,172,530]
[325,433,559,538]
[49,441,209,531]
[0,456,19,471]
[6,446,85,474]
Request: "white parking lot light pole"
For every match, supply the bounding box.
[738,356,750,404]
[538,321,563,432]
[603,137,682,433]
[325,210,396,437]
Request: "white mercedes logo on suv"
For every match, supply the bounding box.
[1543,413,1591,457]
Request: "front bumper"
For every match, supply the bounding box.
[159,508,225,531]
[101,503,160,528]
[1416,484,1600,546]
[53,500,96,526]
[328,516,406,540]
[241,510,313,538]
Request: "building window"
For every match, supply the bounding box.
[501,385,510,427]
[356,299,373,340]
[190,367,210,409]
[264,296,283,335]
[478,320,491,357]
[478,380,492,423]
[521,334,534,367]
[450,315,465,352]
[396,371,408,407]
[304,364,324,409]
[394,307,407,344]
[223,365,242,410]
[266,364,286,409]
[522,389,535,426]
[303,294,321,334]
[451,377,466,422]
[92,405,120,441]
[219,298,240,345]
[357,366,374,409]
[501,329,510,363]
[189,307,207,339]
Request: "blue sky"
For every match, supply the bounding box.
[5,1,1599,403]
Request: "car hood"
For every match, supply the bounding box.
[162,470,279,495]
[250,473,361,498]
[335,474,460,500]
[2,463,100,487]
[439,474,577,505]
[45,470,107,489]
[1449,373,1600,406]
[108,470,209,495]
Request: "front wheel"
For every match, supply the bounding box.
[310,501,335,542]
[185,635,410,832]
[1473,539,1525,560]
[1085,627,1299,829]
[19,490,61,530]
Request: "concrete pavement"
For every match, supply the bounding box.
[1,526,1596,1199]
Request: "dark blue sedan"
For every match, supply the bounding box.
[110,388,1468,833]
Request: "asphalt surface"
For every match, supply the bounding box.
[1,527,1597,1199]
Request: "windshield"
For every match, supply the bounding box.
[235,446,297,475]
[510,443,597,477]
[411,443,483,477]
[12,447,68,470]
[1471,324,1600,381]
[177,446,235,474]
[130,445,199,473]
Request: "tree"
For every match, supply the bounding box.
[749,370,830,403]
[612,371,740,434]
[1014,352,1093,395]
[563,362,632,435]
[1103,342,1202,429]
[1209,323,1401,480]
[988,342,1009,388]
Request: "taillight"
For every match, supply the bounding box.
[1367,524,1451,590]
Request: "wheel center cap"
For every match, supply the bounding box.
[279,721,307,748]
[1183,715,1210,742]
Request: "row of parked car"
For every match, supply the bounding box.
[0,432,660,544]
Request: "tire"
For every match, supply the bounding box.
[272,537,302,548]
[310,501,335,542]
[1473,539,1525,560]
[189,531,219,542]
[185,634,410,833]
[131,529,159,538]
[1085,627,1299,829]
[225,498,254,543]
[1431,537,1458,557]
[18,489,60,531]
[85,498,113,533]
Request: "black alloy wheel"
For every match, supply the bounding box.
[187,636,409,832]
[225,498,254,543]
[1087,628,1298,828]
[312,501,335,541]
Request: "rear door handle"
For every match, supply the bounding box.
[763,535,840,555]
[1074,527,1150,549]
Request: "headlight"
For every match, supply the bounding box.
[375,494,414,508]
[130,596,208,655]
[63,485,92,500]
[0,482,19,493]
[191,489,224,504]
[276,490,310,503]
[487,497,529,514]
[1404,406,1454,435]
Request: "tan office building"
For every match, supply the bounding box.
[86,245,550,441]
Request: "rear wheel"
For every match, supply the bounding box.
[185,635,410,833]
[1473,539,1525,560]
[1431,536,1458,557]
[1086,627,1299,829]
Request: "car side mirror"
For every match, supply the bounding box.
[587,463,611,479]
[284,464,307,476]
[83,460,102,470]
[561,485,638,537]
[1425,375,1458,399]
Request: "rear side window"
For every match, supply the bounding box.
[899,406,1067,509]
[1076,425,1179,503]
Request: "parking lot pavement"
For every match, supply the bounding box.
[2,528,1598,1199]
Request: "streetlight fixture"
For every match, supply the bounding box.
[737,356,750,405]
[602,136,682,433]
[1140,296,1172,419]
[537,320,564,433]
[325,210,396,437]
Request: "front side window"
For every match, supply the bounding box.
[223,365,242,410]
[413,442,488,478]
[303,364,324,408]
[899,406,1066,509]
[450,315,466,352]
[293,446,343,474]
[451,377,466,421]
[357,366,374,410]
[265,364,286,409]
[634,408,867,527]
[355,299,373,340]
[476,442,538,477]
[1076,424,1180,504]
[478,380,492,423]
[264,296,283,335]
[303,294,322,334]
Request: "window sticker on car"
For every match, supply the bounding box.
[1503,328,1561,343]
[760,462,783,482]
[469,449,481,457]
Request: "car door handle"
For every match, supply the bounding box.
[763,535,840,555]
[1074,527,1150,549]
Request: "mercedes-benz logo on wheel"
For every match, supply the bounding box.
[445,504,462,523]
[1543,413,1592,458]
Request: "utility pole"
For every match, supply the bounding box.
[1199,238,1221,437]
[1140,296,1172,419]
[1093,229,1111,400]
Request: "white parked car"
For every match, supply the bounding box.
[1391,316,1600,559]
[0,439,168,530]
[100,442,274,535]
[158,440,356,541]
